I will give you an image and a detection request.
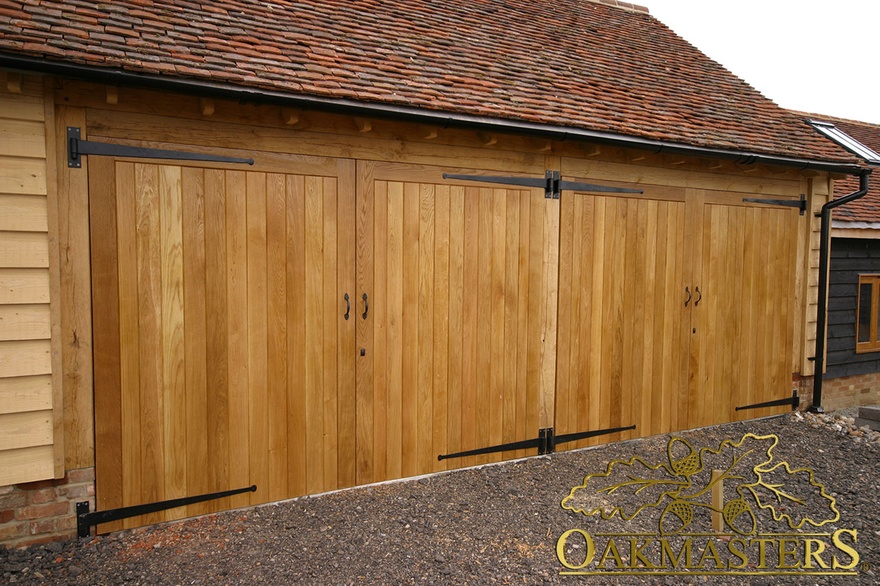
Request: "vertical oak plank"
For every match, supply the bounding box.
[225,170,249,509]
[417,182,435,473]
[135,163,164,525]
[554,193,574,442]
[433,185,450,470]
[371,180,389,481]
[355,162,375,484]
[474,188,492,463]
[286,174,307,496]
[401,182,420,475]
[538,192,560,433]
[118,161,143,520]
[246,172,269,504]
[587,197,606,445]
[488,188,505,459]
[639,201,657,437]
[304,174,325,493]
[446,185,464,463]
[89,157,123,532]
[204,169,230,509]
[55,105,94,471]
[159,165,186,517]
[515,191,531,457]
[501,189,519,458]
[322,176,339,489]
[385,179,404,479]
[181,167,209,516]
[336,160,357,489]
[620,200,638,440]
[41,78,64,479]
[460,186,479,468]
[266,173,289,500]
[525,190,544,447]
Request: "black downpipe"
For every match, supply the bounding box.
[810,170,872,413]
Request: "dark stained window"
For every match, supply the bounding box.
[856,275,880,352]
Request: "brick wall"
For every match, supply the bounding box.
[792,373,879,412]
[0,468,94,548]
[821,372,880,411]
[793,374,815,409]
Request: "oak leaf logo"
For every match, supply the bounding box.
[561,433,839,535]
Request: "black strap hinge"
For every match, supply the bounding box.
[67,127,255,168]
[735,390,799,412]
[76,484,257,537]
[742,194,807,215]
[545,170,561,199]
[437,424,636,461]
[442,171,643,200]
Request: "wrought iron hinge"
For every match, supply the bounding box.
[437,424,635,461]
[546,170,561,199]
[76,484,256,538]
[67,127,255,168]
[742,194,807,215]
[735,390,799,412]
[442,171,643,199]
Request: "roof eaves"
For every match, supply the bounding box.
[1,52,864,176]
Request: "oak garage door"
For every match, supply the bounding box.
[90,155,358,530]
[89,151,801,531]
[554,169,802,451]
[354,161,552,480]
[90,155,552,530]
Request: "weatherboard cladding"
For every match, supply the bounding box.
[827,238,880,379]
[0,0,860,165]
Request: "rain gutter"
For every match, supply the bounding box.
[809,169,872,413]
[0,53,865,176]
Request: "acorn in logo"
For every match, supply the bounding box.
[667,438,702,478]
[659,499,694,535]
[723,498,757,535]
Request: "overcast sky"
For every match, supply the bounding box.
[639,0,880,124]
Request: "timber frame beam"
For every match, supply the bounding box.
[0,54,864,178]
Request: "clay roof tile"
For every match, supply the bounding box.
[0,0,861,165]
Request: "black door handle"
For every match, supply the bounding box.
[362,293,369,320]
[684,286,691,307]
[694,287,702,307]
[344,293,350,320]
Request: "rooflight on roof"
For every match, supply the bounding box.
[809,120,880,165]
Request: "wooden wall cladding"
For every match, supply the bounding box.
[0,71,61,486]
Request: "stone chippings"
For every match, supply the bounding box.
[1,411,878,585]
[795,408,880,444]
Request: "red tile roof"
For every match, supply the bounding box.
[805,114,880,223]
[0,0,860,166]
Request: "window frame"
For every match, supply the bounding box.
[856,274,880,353]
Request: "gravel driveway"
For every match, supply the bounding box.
[3,409,878,585]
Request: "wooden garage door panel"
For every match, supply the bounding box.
[555,193,689,449]
[356,162,549,484]
[91,157,356,531]
[689,202,798,427]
